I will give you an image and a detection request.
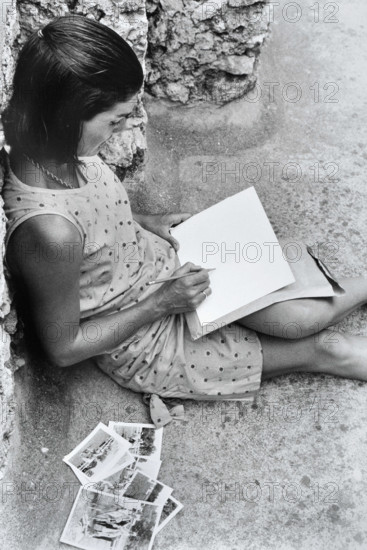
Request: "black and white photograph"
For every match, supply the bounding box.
[94,469,172,509]
[96,456,162,496]
[131,457,161,482]
[155,496,184,534]
[60,487,162,550]
[63,423,132,484]
[122,471,172,507]
[109,423,163,462]
[0,0,367,549]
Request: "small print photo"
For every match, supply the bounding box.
[105,451,135,479]
[63,422,131,483]
[122,471,172,507]
[109,422,163,462]
[94,456,162,496]
[60,487,162,550]
[155,496,184,534]
[93,464,137,497]
[133,457,161,480]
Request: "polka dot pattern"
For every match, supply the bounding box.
[3,152,263,411]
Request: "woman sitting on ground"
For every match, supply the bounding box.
[2,15,367,426]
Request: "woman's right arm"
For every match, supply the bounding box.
[7,215,210,367]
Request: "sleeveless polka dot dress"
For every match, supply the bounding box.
[2,151,263,421]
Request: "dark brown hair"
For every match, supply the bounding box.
[2,15,144,162]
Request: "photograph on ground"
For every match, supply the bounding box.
[122,471,172,507]
[63,423,131,483]
[60,487,162,550]
[109,423,163,462]
[155,496,184,534]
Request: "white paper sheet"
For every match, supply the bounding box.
[170,187,295,326]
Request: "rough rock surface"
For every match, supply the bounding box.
[0,0,19,480]
[146,0,271,104]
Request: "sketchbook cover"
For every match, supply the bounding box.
[170,187,295,338]
[171,187,344,340]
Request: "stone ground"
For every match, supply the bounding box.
[1,0,367,549]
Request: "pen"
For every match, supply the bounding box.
[148,268,216,285]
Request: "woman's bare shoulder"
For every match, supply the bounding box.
[6,214,83,277]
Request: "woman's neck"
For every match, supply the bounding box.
[9,151,82,190]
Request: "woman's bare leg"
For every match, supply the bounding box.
[239,277,367,339]
[259,329,367,382]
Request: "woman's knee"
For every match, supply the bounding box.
[280,300,320,338]
[242,299,334,339]
[262,300,328,339]
[314,329,353,371]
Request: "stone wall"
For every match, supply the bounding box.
[146,0,271,104]
[0,0,19,478]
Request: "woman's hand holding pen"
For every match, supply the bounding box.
[153,262,212,315]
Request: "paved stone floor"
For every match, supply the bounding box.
[1,0,367,549]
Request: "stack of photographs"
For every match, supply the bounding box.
[61,422,183,550]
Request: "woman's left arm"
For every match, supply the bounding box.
[132,212,191,251]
